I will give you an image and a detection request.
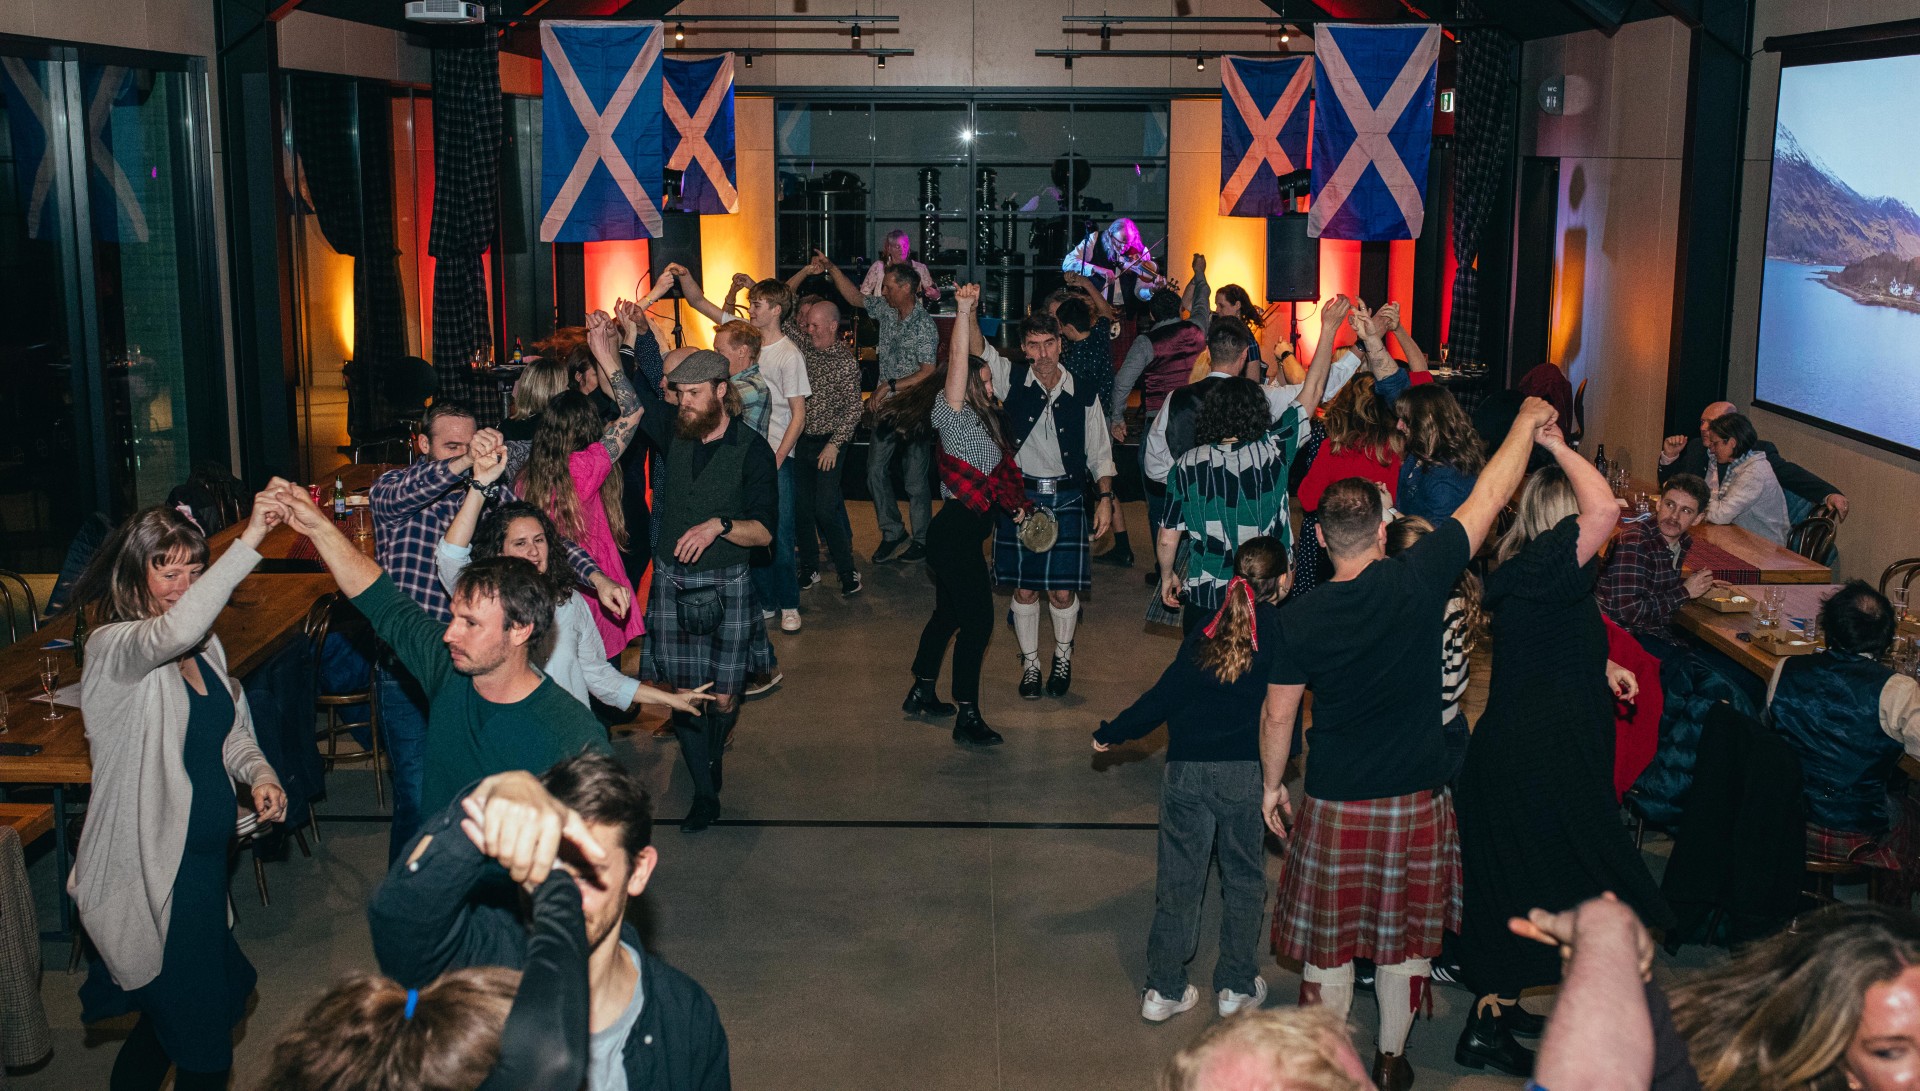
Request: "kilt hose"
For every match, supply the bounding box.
[1271,788,1463,969]
[993,486,1089,592]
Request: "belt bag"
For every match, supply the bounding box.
[674,585,725,636]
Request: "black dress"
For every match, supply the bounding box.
[80,655,257,1071]
[1452,516,1673,997]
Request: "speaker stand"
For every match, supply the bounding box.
[671,297,686,350]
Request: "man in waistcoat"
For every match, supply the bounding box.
[982,313,1116,700]
[1110,288,1207,563]
[635,350,778,833]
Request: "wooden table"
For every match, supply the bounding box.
[1609,483,1830,584]
[1672,583,1840,681]
[207,463,396,562]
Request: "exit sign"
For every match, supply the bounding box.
[1438,89,1455,113]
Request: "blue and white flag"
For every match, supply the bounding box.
[663,53,736,215]
[540,20,665,243]
[0,59,148,243]
[1308,23,1440,241]
[1220,56,1312,218]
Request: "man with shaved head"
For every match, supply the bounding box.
[1658,400,1847,521]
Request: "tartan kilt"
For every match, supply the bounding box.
[993,488,1089,592]
[640,561,766,700]
[1807,822,1908,871]
[1271,789,1462,968]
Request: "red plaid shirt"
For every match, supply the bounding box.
[937,451,1030,516]
[1597,520,1693,636]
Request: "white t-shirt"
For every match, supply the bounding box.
[757,335,811,460]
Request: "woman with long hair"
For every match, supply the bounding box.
[859,228,939,303]
[69,500,290,1091]
[1096,538,1290,1023]
[520,316,645,658]
[894,284,1018,746]
[1211,283,1289,381]
[1450,433,1674,1076]
[1385,515,1485,783]
[502,357,570,442]
[1292,369,1402,597]
[1396,384,1487,523]
[439,448,709,717]
[1669,902,1920,1090]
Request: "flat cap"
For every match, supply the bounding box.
[665,349,730,385]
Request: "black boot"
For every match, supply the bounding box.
[902,678,956,717]
[1096,531,1134,567]
[1455,997,1535,1077]
[671,711,721,832]
[1019,661,1043,700]
[1507,1005,1546,1038]
[953,703,1004,747]
[708,707,739,792]
[1045,646,1073,697]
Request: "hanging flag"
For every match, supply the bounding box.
[1,60,148,243]
[540,20,665,243]
[1308,23,1440,241]
[1219,55,1312,218]
[662,53,737,215]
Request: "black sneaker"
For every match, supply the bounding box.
[873,536,909,564]
[900,542,927,562]
[1045,648,1072,697]
[840,571,863,597]
[1019,663,1043,700]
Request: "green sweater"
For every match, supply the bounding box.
[352,575,610,814]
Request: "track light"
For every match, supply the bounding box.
[1100,23,1111,50]
[876,54,886,69]
[743,53,752,68]
[851,23,862,48]
[1064,55,1073,70]
[674,22,684,43]
[1281,27,1290,44]
[1195,55,1205,71]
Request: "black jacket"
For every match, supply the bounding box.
[369,788,731,1091]
[1657,437,1839,508]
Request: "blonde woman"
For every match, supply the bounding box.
[502,357,570,442]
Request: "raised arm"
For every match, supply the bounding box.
[816,252,866,311]
[947,285,979,410]
[1348,302,1398,381]
[665,263,728,325]
[1517,897,1656,1091]
[1064,272,1118,324]
[586,318,643,460]
[273,478,383,598]
[1453,397,1558,556]
[1540,420,1621,565]
[1379,303,1427,372]
[721,271,754,316]
[1183,254,1210,327]
[1294,295,1351,413]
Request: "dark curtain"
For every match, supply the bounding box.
[288,74,409,441]
[1446,2,1517,374]
[429,30,502,424]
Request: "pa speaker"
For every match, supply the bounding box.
[648,214,703,299]
[1266,214,1319,303]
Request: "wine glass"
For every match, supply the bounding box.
[38,657,59,720]
[1893,586,1911,628]
[1609,465,1629,497]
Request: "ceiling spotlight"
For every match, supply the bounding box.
[1195,55,1205,71]
[743,53,753,68]
[1100,23,1111,50]
[1281,27,1291,44]
[851,23,862,48]
[876,54,886,69]
[673,23,684,43]
[1064,55,1074,70]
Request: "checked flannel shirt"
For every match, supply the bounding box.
[936,451,1029,517]
[371,448,602,622]
[1596,518,1693,637]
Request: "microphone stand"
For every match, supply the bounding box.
[671,297,686,350]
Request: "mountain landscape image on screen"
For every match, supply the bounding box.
[1768,125,1920,313]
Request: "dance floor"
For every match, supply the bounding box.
[13,503,1744,1089]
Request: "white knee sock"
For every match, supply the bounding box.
[1048,597,1080,657]
[1301,961,1355,1023]
[1011,598,1042,667]
[1375,957,1432,1057]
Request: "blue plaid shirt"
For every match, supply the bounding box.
[371,452,601,621]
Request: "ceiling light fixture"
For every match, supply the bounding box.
[851,23,862,48]
[1100,23,1111,50]
[876,54,886,69]
[674,22,685,43]
[743,52,753,67]
[1195,55,1205,71]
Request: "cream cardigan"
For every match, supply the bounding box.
[67,540,280,990]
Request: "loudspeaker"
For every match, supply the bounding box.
[1265,214,1319,303]
[648,214,703,299]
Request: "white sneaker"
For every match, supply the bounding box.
[1140,985,1199,1023]
[780,609,802,633]
[1217,977,1267,1017]
[761,609,776,622]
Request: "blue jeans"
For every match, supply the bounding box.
[1146,761,1267,997]
[867,426,931,546]
[750,458,800,611]
[375,664,430,863]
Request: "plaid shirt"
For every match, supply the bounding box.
[936,451,1028,516]
[864,294,938,383]
[371,453,601,621]
[1596,519,1693,636]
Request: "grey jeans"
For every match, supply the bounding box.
[1146,760,1267,998]
[867,425,932,545]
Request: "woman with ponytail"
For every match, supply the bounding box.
[1094,537,1291,1024]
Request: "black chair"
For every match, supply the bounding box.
[1788,514,1839,567]
[1569,377,1588,448]
[1881,558,1920,600]
[0,570,39,643]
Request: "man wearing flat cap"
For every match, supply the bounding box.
[635,347,779,831]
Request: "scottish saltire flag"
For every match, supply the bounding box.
[1308,23,1440,241]
[0,60,148,243]
[1219,56,1312,218]
[663,54,737,214]
[540,20,665,242]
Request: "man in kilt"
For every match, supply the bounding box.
[1258,396,1558,1089]
[635,349,779,832]
[982,312,1116,700]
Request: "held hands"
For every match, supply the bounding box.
[1605,660,1639,702]
[265,477,334,537]
[1376,301,1401,332]
[808,251,833,275]
[251,782,288,824]
[1063,271,1087,290]
[1191,252,1207,276]
[1263,783,1293,840]
[473,445,508,486]
[673,518,727,565]
[1535,420,1569,453]
[954,283,980,311]
[1319,294,1352,334]
[467,428,505,469]
[1513,396,1559,438]
[731,272,756,293]
[1661,435,1689,461]
[243,488,288,546]
[1348,300,1381,345]
[589,573,631,620]
[460,770,609,888]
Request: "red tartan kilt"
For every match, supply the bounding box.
[1807,822,1907,871]
[1271,789,1463,968]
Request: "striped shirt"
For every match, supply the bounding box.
[932,398,1002,499]
[1161,404,1302,611]
[1441,595,1469,726]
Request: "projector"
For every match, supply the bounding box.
[405,0,486,25]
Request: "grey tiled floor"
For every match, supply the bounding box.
[11,503,1745,1089]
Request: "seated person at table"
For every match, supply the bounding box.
[1767,581,1920,870]
[1659,400,1848,522]
[1596,474,1717,655]
[369,754,730,1091]
[1698,412,1791,545]
[269,479,610,817]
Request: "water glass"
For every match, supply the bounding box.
[1634,493,1652,518]
[1893,586,1912,627]
[1609,465,1629,496]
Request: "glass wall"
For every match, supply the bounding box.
[775,97,1169,318]
[0,38,225,571]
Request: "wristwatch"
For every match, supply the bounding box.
[718,516,734,538]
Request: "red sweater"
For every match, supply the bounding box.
[1299,444,1402,511]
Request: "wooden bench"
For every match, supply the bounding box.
[0,803,54,846]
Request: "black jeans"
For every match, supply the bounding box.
[793,433,858,581]
[1146,761,1267,997]
[912,502,994,703]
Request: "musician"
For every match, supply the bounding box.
[1062,218,1166,305]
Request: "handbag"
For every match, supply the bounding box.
[1017,507,1059,553]
[673,586,725,636]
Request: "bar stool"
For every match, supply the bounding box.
[304,594,385,820]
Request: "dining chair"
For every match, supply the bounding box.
[304,594,384,820]
[0,571,39,643]
[1787,515,1838,566]
[1881,558,1920,599]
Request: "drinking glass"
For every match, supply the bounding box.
[0,693,10,734]
[1609,466,1629,496]
[1893,586,1912,627]
[38,657,59,720]
[1634,493,1652,518]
